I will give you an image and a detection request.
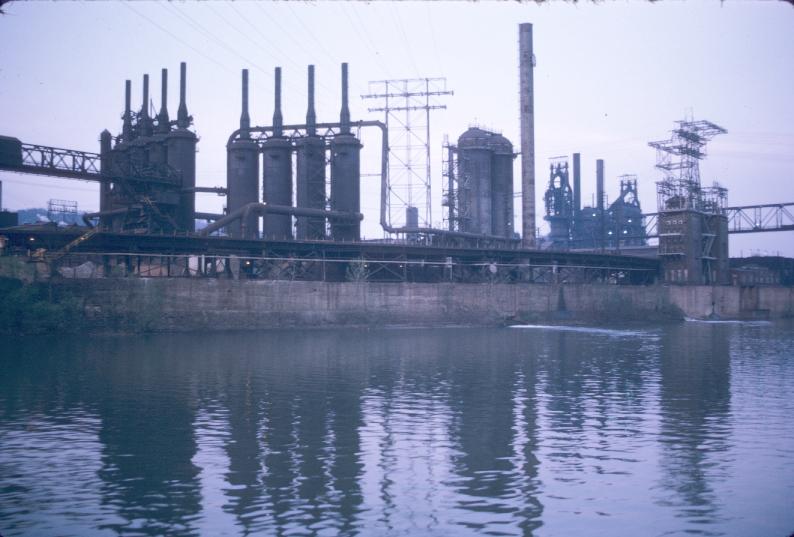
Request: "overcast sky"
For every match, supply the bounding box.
[1,1,792,256]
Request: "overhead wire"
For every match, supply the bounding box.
[123,3,233,74]
[390,4,421,79]
[160,3,275,98]
[226,2,337,111]
[424,3,445,79]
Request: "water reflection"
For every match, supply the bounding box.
[1,323,793,536]
[88,337,202,536]
[656,324,733,533]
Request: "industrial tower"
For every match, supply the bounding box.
[650,119,729,284]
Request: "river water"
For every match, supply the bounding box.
[1,321,793,536]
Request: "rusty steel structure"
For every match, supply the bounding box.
[1,23,792,289]
[650,118,730,284]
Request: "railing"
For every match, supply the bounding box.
[40,251,658,285]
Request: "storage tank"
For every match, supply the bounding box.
[457,127,494,235]
[262,67,293,240]
[296,65,326,240]
[330,63,361,241]
[226,69,260,239]
[489,134,514,238]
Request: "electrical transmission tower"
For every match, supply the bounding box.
[649,118,727,212]
[362,78,453,230]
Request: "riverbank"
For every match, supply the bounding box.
[1,275,789,333]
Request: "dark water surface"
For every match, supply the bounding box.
[1,322,793,536]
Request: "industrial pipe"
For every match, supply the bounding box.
[123,80,133,142]
[177,62,189,129]
[186,186,228,194]
[224,120,517,243]
[273,67,283,137]
[307,65,317,136]
[158,68,170,134]
[199,202,363,238]
[141,74,151,136]
[340,63,351,134]
[240,69,250,137]
[82,207,130,228]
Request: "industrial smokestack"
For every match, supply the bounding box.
[596,158,604,212]
[307,65,317,136]
[240,69,250,138]
[572,152,581,215]
[273,67,284,137]
[340,62,350,134]
[123,80,133,141]
[597,158,605,249]
[177,62,189,129]
[158,68,170,134]
[519,23,536,248]
[141,74,151,136]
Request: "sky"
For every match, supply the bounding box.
[1,1,792,256]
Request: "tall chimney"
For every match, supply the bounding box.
[240,69,250,138]
[158,68,170,133]
[307,65,317,136]
[140,74,151,136]
[519,23,536,248]
[340,62,350,134]
[572,152,581,216]
[177,62,189,129]
[273,67,283,137]
[596,158,605,213]
[597,158,605,249]
[123,80,133,141]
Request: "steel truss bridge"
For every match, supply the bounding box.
[642,203,794,238]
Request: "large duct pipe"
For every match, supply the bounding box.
[199,202,362,238]
[122,80,133,142]
[83,207,130,228]
[158,68,170,134]
[340,62,351,134]
[177,62,189,129]
[519,23,536,248]
[273,67,283,137]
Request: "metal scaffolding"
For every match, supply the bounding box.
[362,78,453,230]
[650,119,727,212]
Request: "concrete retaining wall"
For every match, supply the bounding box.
[53,278,793,332]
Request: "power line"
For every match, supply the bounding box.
[123,3,232,74]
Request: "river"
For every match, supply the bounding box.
[1,321,793,536]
